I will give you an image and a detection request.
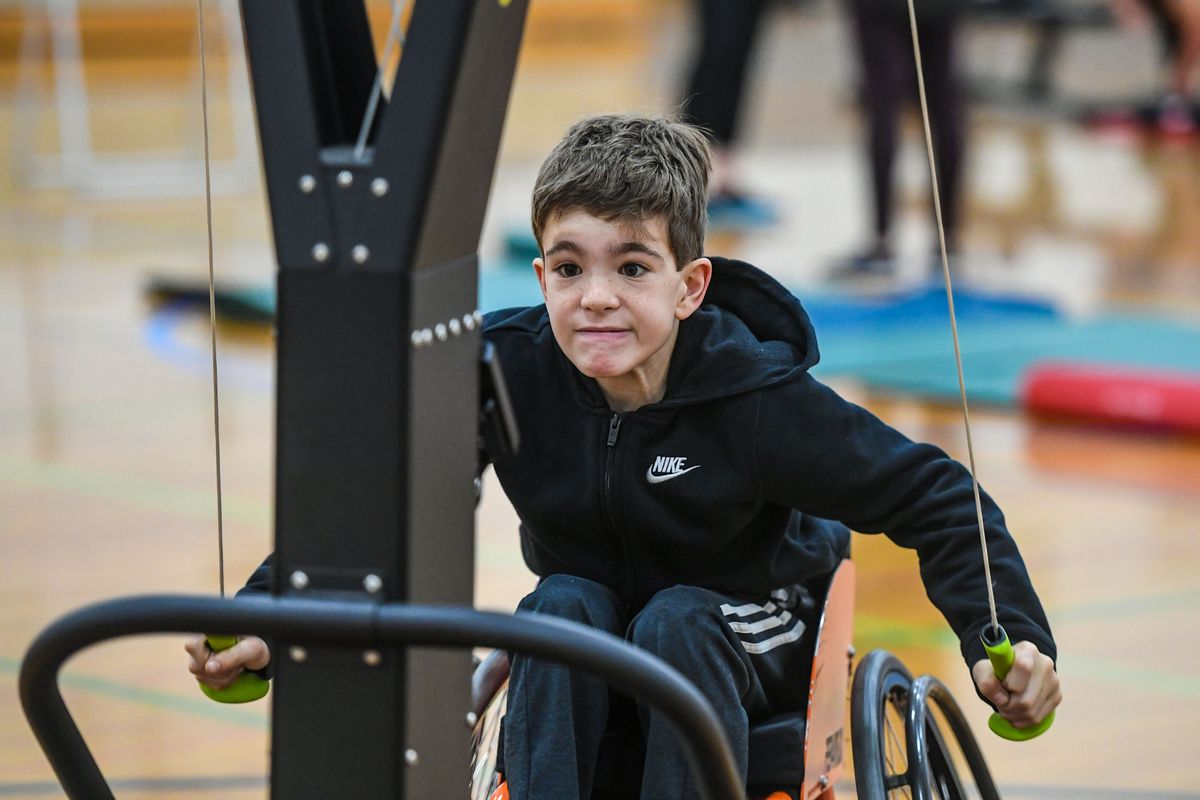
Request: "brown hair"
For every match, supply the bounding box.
[531,114,711,265]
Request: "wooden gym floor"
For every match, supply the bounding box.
[1,1,1198,797]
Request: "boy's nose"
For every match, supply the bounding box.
[580,276,618,310]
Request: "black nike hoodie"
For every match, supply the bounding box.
[481,257,1055,671]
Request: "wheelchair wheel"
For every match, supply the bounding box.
[907,675,1002,800]
[851,649,972,800]
[851,649,915,799]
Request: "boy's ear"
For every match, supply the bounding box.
[676,257,712,320]
[532,257,549,301]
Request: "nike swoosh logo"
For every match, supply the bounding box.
[645,465,701,484]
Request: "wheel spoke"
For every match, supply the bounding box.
[885,704,906,769]
[883,695,911,798]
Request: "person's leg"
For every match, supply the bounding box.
[1143,0,1183,67]
[680,0,771,152]
[629,586,758,798]
[504,574,627,800]
[915,15,967,252]
[848,0,910,259]
[628,585,814,799]
[680,0,776,224]
[1140,0,1198,132]
[1162,0,1200,106]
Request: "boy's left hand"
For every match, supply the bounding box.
[971,641,1061,729]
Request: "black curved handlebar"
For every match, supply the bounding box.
[20,595,745,800]
[906,674,1001,800]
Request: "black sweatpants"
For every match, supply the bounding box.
[848,0,966,243]
[680,0,771,145]
[503,575,814,800]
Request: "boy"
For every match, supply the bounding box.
[189,114,1061,799]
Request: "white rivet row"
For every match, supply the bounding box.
[411,310,482,348]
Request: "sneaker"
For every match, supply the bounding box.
[827,249,896,281]
[707,190,781,229]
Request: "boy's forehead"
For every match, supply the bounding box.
[544,208,668,244]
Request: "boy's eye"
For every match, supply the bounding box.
[619,262,647,278]
[554,263,581,278]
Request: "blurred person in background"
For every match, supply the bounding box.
[679,0,781,228]
[1111,0,1200,133]
[833,0,968,279]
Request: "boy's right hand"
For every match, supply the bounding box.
[185,634,270,690]
[971,640,1060,730]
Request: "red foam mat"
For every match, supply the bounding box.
[1020,363,1200,434]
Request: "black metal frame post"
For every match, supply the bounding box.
[237,1,527,796]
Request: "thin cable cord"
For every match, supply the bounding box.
[904,0,998,636]
[196,0,226,598]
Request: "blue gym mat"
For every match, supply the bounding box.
[149,264,1200,407]
[478,264,1200,406]
[811,311,1200,405]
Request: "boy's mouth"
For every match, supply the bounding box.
[577,327,629,340]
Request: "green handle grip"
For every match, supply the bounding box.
[981,625,1053,741]
[200,634,270,704]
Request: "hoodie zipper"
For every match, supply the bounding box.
[602,413,633,601]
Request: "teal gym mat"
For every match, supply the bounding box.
[811,313,1200,406]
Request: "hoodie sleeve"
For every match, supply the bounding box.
[237,554,272,597]
[230,554,273,679]
[754,374,1056,671]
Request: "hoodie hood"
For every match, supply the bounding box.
[657,256,819,408]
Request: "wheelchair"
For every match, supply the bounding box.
[469,560,1002,800]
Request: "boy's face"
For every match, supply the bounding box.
[534,210,711,407]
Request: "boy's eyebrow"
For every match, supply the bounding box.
[543,240,665,261]
[608,241,664,261]
[544,240,582,258]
